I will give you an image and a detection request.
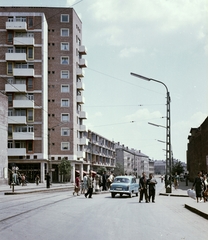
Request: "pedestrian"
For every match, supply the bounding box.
[83,173,88,194]
[107,171,114,189]
[139,172,149,203]
[202,174,208,202]
[35,174,40,185]
[102,171,107,191]
[192,171,204,203]
[161,175,164,183]
[21,174,25,186]
[174,172,179,189]
[147,173,157,203]
[46,172,50,188]
[80,180,85,194]
[73,173,80,196]
[85,171,94,198]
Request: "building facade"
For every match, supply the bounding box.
[0,92,8,185]
[187,117,208,181]
[0,7,87,183]
[84,130,116,174]
[115,143,150,178]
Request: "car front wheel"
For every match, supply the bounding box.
[111,193,115,198]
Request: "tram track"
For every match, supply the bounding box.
[0,193,74,231]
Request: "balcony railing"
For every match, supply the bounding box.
[6,21,27,31]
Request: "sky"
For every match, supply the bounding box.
[2,0,208,163]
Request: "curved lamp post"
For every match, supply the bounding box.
[130,72,172,193]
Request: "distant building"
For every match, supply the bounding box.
[187,117,208,181]
[115,143,150,177]
[84,130,116,174]
[154,160,166,175]
[0,92,8,185]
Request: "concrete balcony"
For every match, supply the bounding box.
[14,37,34,45]
[79,111,87,119]
[13,99,34,108]
[79,137,89,145]
[8,116,27,124]
[76,81,85,90]
[6,21,27,31]
[79,58,87,68]
[5,53,27,61]
[5,83,26,92]
[8,148,26,156]
[76,68,84,77]
[79,125,88,132]
[79,45,87,55]
[77,151,86,158]
[13,68,34,77]
[13,132,34,140]
[77,95,85,104]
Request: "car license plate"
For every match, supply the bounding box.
[116,188,122,190]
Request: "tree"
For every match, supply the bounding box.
[58,158,71,182]
[171,161,184,176]
[114,163,124,176]
[96,166,107,175]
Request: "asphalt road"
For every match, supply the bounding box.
[0,181,207,240]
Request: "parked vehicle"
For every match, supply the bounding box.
[109,176,139,198]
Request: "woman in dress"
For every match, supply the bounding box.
[192,171,204,203]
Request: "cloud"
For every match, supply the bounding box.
[119,47,145,58]
[124,108,163,124]
[87,0,207,54]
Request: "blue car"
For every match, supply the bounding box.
[110,176,139,198]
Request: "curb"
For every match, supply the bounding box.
[4,187,74,195]
[184,204,208,220]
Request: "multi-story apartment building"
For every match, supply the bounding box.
[0,7,87,183]
[84,130,116,174]
[115,142,150,177]
[0,92,8,185]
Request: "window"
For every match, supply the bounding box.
[61,128,70,136]
[7,31,13,44]
[8,125,12,138]
[27,109,34,121]
[27,93,34,100]
[61,42,69,51]
[27,47,34,59]
[8,47,14,53]
[27,78,33,90]
[61,99,69,107]
[7,62,13,74]
[61,113,69,122]
[61,142,69,150]
[28,17,34,28]
[27,141,33,152]
[61,56,69,64]
[61,28,69,37]
[8,141,13,148]
[61,85,69,92]
[61,70,69,79]
[61,14,69,22]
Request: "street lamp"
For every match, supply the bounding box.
[130,72,172,193]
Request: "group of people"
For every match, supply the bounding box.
[10,171,27,187]
[192,171,208,203]
[73,170,115,198]
[73,171,94,198]
[139,172,157,203]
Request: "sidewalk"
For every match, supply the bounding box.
[159,180,208,220]
[0,182,74,195]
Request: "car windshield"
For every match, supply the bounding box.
[114,178,130,183]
